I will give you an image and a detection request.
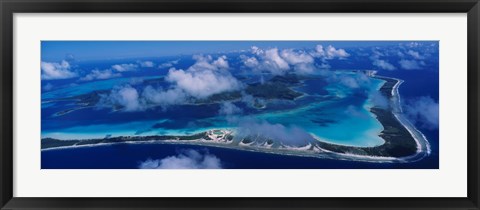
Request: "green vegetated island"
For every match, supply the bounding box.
[42,71,430,163]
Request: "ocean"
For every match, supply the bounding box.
[41,142,437,169]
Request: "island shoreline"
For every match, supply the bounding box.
[41,74,431,163]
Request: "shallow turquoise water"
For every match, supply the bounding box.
[42,76,162,100]
[254,76,385,147]
[42,73,386,147]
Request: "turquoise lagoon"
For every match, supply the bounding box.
[41,72,386,147]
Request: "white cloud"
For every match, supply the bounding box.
[158,59,180,69]
[314,45,326,57]
[399,59,422,70]
[263,48,290,72]
[138,149,223,169]
[370,49,385,59]
[189,55,229,71]
[99,85,143,112]
[369,47,425,71]
[372,59,396,70]
[212,55,229,69]
[293,63,316,74]
[406,50,424,60]
[100,85,189,112]
[344,105,369,119]
[242,45,348,75]
[244,47,291,75]
[240,55,259,68]
[141,86,188,107]
[137,60,155,68]
[280,49,314,64]
[406,42,421,48]
[336,72,370,89]
[325,45,350,59]
[314,45,350,59]
[405,96,439,130]
[98,55,243,111]
[166,67,242,98]
[219,102,242,115]
[251,46,263,55]
[370,91,389,109]
[339,76,360,88]
[80,69,121,81]
[236,119,314,147]
[162,55,240,99]
[280,49,316,74]
[111,63,138,72]
[240,93,266,109]
[41,60,78,80]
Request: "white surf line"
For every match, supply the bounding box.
[394,78,431,156]
[386,76,431,153]
[42,142,124,151]
[40,136,412,164]
[315,75,431,163]
[376,76,431,162]
[42,76,431,164]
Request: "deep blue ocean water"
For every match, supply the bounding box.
[378,70,439,169]
[41,142,436,169]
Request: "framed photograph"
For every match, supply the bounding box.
[1,0,479,209]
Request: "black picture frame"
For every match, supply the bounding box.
[1,0,479,209]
